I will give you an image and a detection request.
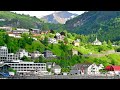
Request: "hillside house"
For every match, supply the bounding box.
[72,49,78,55]
[0,26,12,32]
[16,49,29,59]
[54,32,65,40]
[43,50,56,58]
[12,28,29,34]
[72,40,80,46]
[48,38,58,44]
[92,37,102,45]
[30,51,44,59]
[30,28,41,34]
[8,33,21,38]
[40,31,50,34]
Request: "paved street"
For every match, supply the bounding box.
[8,75,120,79]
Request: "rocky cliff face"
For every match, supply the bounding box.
[41,11,78,24]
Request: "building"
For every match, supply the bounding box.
[70,64,91,75]
[69,70,81,75]
[105,65,120,75]
[92,37,102,45]
[0,63,10,72]
[16,49,29,59]
[8,33,21,38]
[48,38,58,44]
[0,26,12,32]
[72,40,80,47]
[51,65,61,75]
[30,28,41,34]
[54,32,65,40]
[46,62,53,69]
[30,51,44,59]
[43,50,56,58]
[5,60,47,73]
[0,19,5,21]
[72,49,78,56]
[12,28,29,34]
[87,63,104,75]
[0,46,19,62]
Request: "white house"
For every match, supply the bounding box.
[30,51,44,58]
[92,37,102,45]
[51,64,61,75]
[8,34,21,38]
[87,63,104,75]
[70,63,104,75]
[46,62,53,69]
[72,39,80,47]
[55,32,64,40]
[16,49,29,59]
[48,38,58,44]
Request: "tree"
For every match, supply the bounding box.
[8,68,17,74]
[108,40,113,49]
[42,24,49,31]
[42,36,48,46]
[67,33,73,38]
[103,41,107,46]
[64,37,68,44]
[21,56,31,61]
[50,29,55,34]
[39,55,45,63]
[4,34,10,44]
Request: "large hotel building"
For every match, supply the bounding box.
[0,46,47,73]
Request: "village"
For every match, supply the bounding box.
[0,26,120,79]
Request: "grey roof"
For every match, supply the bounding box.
[52,65,61,69]
[44,50,52,53]
[70,70,80,74]
[46,62,53,65]
[72,63,92,70]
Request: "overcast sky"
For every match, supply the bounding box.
[11,11,85,18]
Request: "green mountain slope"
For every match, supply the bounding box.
[65,11,120,41]
[0,11,43,29]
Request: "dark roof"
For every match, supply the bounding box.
[0,64,10,67]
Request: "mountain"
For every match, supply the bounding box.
[41,11,78,24]
[65,11,120,41]
[0,11,43,29]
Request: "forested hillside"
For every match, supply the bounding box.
[65,11,120,42]
[0,11,43,29]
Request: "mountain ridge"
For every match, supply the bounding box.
[41,11,78,24]
[65,11,120,41]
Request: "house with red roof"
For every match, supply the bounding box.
[105,65,120,75]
